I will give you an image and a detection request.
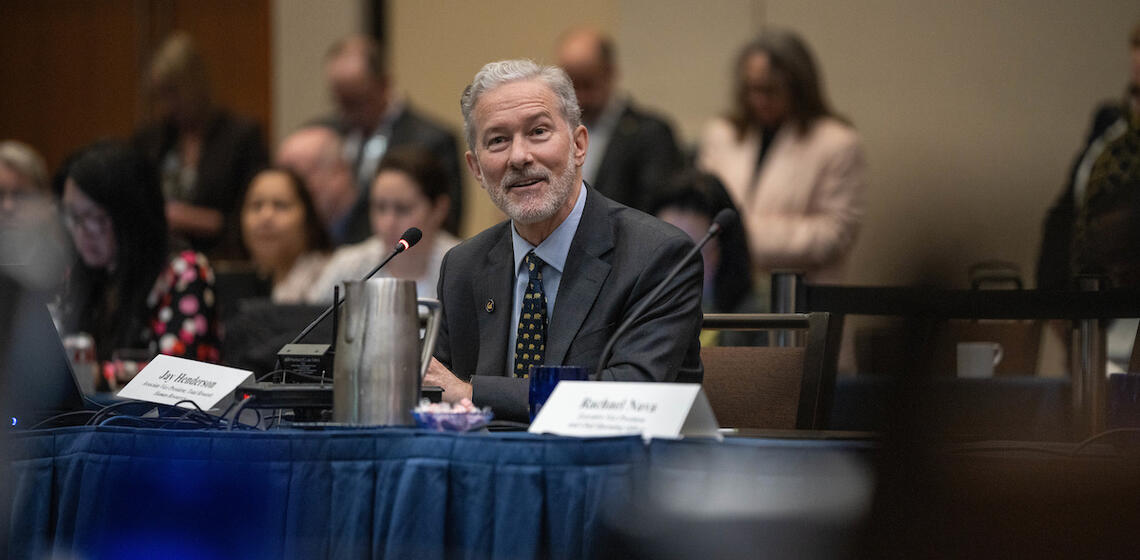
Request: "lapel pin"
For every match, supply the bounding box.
[485,299,495,313]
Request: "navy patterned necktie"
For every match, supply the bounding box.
[514,251,548,378]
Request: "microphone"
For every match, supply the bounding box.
[286,227,423,346]
[708,208,737,236]
[396,227,423,253]
[592,209,736,378]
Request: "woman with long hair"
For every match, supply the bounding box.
[698,28,867,285]
[240,167,331,303]
[57,141,220,389]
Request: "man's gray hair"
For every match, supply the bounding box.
[460,59,582,151]
[0,140,48,193]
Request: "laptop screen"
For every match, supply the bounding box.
[0,273,86,428]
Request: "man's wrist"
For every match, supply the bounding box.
[443,378,474,404]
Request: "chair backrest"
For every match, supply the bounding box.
[1130,324,1140,374]
[700,312,840,430]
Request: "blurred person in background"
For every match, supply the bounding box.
[1039,21,1140,372]
[0,140,52,232]
[240,168,331,304]
[698,28,866,285]
[322,34,464,237]
[133,31,268,259]
[555,27,683,213]
[55,142,220,390]
[1039,20,1140,290]
[275,125,365,247]
[0,141,68,287]
[651,170,763,347]
[309,146,457,302]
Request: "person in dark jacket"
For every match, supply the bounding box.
[132,31,268,260]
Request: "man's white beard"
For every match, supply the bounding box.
[488,148,578,225]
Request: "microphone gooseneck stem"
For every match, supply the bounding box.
[591,224,722,379]
[287,245,406,346]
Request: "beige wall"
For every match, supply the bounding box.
[762,0,1137,287]
[272,0,364,146]
[388,0,618,237]
[277,0,1139,287]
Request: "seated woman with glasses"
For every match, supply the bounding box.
[56,142,220,390]
[308,146,458,302]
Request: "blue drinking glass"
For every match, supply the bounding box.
[528,365,589,421]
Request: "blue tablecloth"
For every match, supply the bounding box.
[4,427,873,559]
[6,427,648,559]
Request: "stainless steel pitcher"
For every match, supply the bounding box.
[333,278,442,425]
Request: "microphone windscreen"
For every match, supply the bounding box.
[712,208,738,231]
[401,227,423,248]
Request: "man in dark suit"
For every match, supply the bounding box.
[423,59,703,421]
[556,28,683,213]
[323,34,464,239]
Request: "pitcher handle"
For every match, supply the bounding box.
[417,298,443,378]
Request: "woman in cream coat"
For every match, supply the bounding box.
[699,28,866,284]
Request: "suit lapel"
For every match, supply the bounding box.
[547,188,614,364]
[474,226,514,376]
[387,106,412,145]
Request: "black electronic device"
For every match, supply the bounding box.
[0,272,88,428]
[233,382,443,409]
[212,261,271,320]
[222,302,333,375]
[276,343,332,380]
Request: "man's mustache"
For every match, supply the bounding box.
[501,170,549,190]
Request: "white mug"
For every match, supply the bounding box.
[957,342,1004,378]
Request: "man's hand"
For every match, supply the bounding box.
[423,357,472,404]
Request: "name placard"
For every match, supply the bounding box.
[117,354,253,410]
[528,382,720,440]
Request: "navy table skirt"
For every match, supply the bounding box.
[4,427,873,559]
[6,427,648,559]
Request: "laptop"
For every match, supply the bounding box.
[0,273,87,428]
[221,300,335,375]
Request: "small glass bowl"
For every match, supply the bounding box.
[412,409,494,432]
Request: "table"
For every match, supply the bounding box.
[11,425,1140,558]
[829,376,1073,441]
[3,427,873,560]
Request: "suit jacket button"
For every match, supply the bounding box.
[485,299,495,313]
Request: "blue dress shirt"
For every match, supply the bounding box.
[505,185,588,376]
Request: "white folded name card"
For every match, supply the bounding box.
[117,354,253,410]
[528,381,721,440]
